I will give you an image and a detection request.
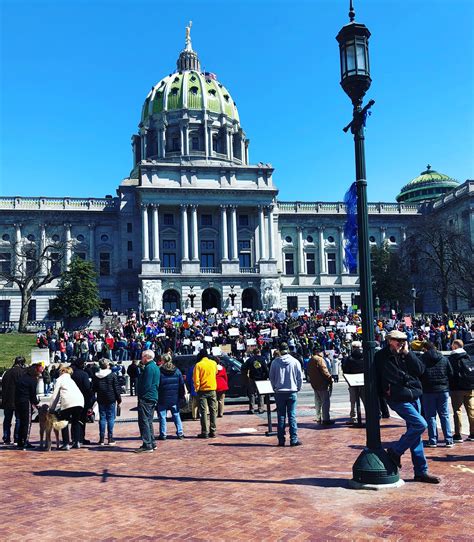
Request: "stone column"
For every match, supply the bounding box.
[142,204,150,261]
[152,204,160,262]
[338,226,347,274]
[401,226,407,242]
[318,226,326,274]
[191,205,199,261]
[180,126,185,155]
[88,223,95,262]
[39,224,47,275]
[230,205,238,261]
[258,206,267,261]
[220,205,229,261]
[65,223,72,268]
[227,130,233,161]
[297,226,305,274]
[380,226,386,244]
[181,205,189,261]
[161,127,166,158]
[14,223,23,275]
[268,205,276,260]
[142,130,148,159]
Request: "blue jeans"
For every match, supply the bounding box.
[99,403,116,440]
[137,399,156,449]
[422,391,453,444]
[3,408,20,443]
[388,398,428,476]
[275,391,298,444]
[157,404,183,437]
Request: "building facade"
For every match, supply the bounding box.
[1,30,473,322]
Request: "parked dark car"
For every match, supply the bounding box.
[173,354,246,398]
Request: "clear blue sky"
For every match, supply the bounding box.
[1,0,473,202]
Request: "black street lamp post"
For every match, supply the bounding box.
[337,1,399,487]
[411,286,417,319]
[331,288,336,310]
[375,295,380,319]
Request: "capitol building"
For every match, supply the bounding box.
[0,29,473,323]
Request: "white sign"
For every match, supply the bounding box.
[246,338,257,346]
[204,336,213,342]
[182,338,191,345]
[329,320,336,326]
[317,326,325,333]
[344,373,365,387]
[260,328,271,335]
[228,327,240,337]
[346,325,357,333]
[212,346,222,356]
[212,331,219,337]
[271,328,279,337]
[255,380,274,395]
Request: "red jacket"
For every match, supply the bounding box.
[216,365,229,393]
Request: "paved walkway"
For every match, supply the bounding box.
[1,395,473,541]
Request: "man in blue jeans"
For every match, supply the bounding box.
[135,349,160,453]
[376,330,440,483]
[269,342,303,447]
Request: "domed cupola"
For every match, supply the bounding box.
[132,22,248,167]
[396,165,459,204]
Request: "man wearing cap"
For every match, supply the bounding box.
[269,342,304,446]
[375,330,440,484]
[342,341,365,425]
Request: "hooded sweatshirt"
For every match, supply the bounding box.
[269,352,303,393]
[93,368,122,405]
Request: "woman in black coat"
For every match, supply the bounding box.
[92,359,122,445]
[156,354,185,440]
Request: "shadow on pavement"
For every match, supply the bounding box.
[430,454,473,462]
[32,469,351,488]
[208,442,275,447]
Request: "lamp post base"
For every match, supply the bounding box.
[351,448,401,488]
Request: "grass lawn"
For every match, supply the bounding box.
[0,333,37,371]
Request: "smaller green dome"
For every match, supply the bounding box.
[396,165,459,203]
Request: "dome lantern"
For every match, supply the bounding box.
[177,21,201,72]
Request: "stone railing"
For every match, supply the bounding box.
[277,201,420,215]
[200,267,221,274]
[239,267,258,273]
[161,267,180,274]
[0,197,118,211]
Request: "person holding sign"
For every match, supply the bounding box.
[242,348,269,414]
[342,341,365,424]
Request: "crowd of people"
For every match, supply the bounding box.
[1,308,473,483]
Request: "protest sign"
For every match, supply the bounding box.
[228,327,239,337]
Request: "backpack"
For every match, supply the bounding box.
[454,354,474,389]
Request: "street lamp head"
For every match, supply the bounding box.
[336,1,371,106]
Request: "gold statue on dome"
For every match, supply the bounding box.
[185,20,192,50]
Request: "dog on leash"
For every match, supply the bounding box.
[38,404,68,451]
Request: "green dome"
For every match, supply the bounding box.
[396,165,459,203]
[141,70,240,123]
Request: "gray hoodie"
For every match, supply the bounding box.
[269,353,303,392]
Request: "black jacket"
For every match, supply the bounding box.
[449,349,474,391]
[15,373,40,406]
[1,365,25,409]
[72,368,94,408]
[127,363,140,379]
[242,356,269,381]
[421,349,452,393]
[375,346,424,402]
[93,370,122,405]
[343,350,364,374]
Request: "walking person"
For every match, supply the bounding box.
[216,358,229,418]
[269,342,304,447]
[156,354,185,440]
[448,339,474,442]
[49,365,85,450]
[2,356,26,445]
[42,366,52,396]
[135,350,160,453]
[420,341,454,447]
[307,347,335,425]
[193,349,218,439]
[375,330,440,483]
[93,359,122,445]
[15,364,40,450]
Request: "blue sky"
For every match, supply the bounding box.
[0,0,473,202]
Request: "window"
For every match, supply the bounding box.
[100,234,109,242]
[77,234,85,242]
[201,240,214,250]
[127,223,133,233]
[128,291,135,302]
[172,137,180,151]
[127,241,133,251]
[285,253,294,275]
[239,214,249,227]
[75,252,86,260]
[27,234,35,242]
[309,295,320,311]
[0,253,12,274]
[28,300,36,321]
[285,236,292,243]
[192,136,199,150]
[99,252,111,276]
[163,240,176,250]
[327,236,335,243]
[128,259,133,269]
[52,234,60,242]
[389,235,396,243]
[327,252,336,274]
[171,87,179,95]
[25,248,36,275]
[190,86,199,95]
[238,240,251,268]
[306,253,316,275]
[306,235,314,243]
[201,214,212,226]
[369,236,375,242]
[50,253,61,276]
[212,134,218,152]
[287,296,298,311]
[2,234,10,241]
[200,253,215,268]
[163,214,174,226]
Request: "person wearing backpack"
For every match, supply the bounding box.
[448,339,474,442]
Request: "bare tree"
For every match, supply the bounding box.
[0,240,70,332]
[404,216,473,313]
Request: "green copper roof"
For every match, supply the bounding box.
[396,165,459,203]
[142,70,240,123]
